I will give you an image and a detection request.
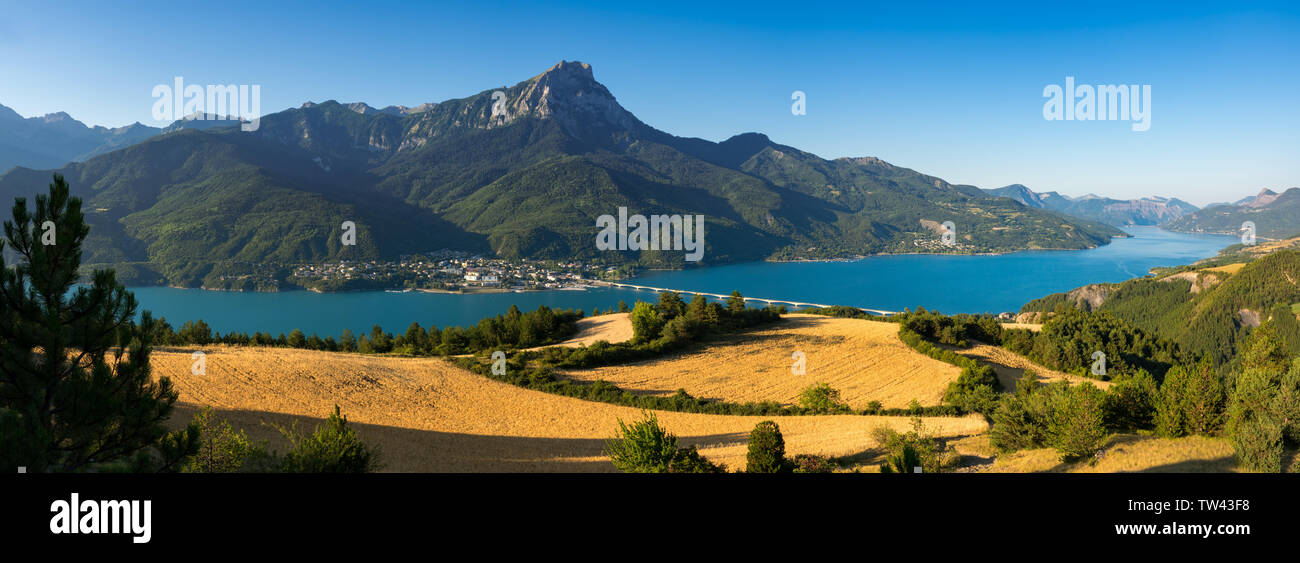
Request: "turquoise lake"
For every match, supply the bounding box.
[125,226,1235,337]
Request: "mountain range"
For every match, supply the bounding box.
[1163,188,1300,240]
[0,104,162,173]
[0,61,1124,288]
[983,184,1199,227]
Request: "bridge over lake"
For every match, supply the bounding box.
[594,281,899,316]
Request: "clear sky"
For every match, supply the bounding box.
[1,0,1296,206]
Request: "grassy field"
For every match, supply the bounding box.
[988,435,1238,473]
[558,314,963,409]
[154,345,986,472]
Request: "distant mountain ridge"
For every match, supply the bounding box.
[1164,187,1300,240]
[0,103,163,172]
[0,60,1122,288]
[984,184,1199,226]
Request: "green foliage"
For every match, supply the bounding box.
[746,420,786,473]
[897,326,983,370]
[943,365,1001,415]
[1101,371,1159,432]
[725,291,746,314]
[153,304,582,357]
[879,444,922,474]
[0,174,198,473]
[1238,320,1292,373]
[898,308,1002,347]
[801,305,879,320]
[1014,308,1183,380]
[668,445,727,473]
[605,412,680,473]
[1226,338,1300,472]
[274,405,381,473]
[183,407,274,473]
[797,382,850,413]
[629,301,665,343]
[790,454,835,473]
[1154,362,1226,437]
[873,418,950,473]
[1047,382,1109,461]
[989,377,1058,453]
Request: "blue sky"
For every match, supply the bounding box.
[0,0,1296,205]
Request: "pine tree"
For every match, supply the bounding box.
[0,175,198,472]
[725,290,746,314]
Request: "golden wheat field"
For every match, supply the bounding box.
[557,314,963,409]
[154,346,987,472]
[950,342,1112,391]
[539,312,633,348]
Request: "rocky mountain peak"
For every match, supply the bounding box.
[839,156,897,170]
[533,60,596,83]
[1244,188,1281,208]
[496,60,641,135]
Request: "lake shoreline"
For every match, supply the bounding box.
[129,236,1141,294]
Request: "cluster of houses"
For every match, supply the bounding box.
[289,254,602,290]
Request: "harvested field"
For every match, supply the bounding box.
[1204,263,1245,275]
[544,313,632,348]
[988,435,1237,473]
[559,314,963,409]
[949,342,1112,391]
[999,322,1042,332]
[154,346,986,472]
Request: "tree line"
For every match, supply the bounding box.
[154,304,582,356]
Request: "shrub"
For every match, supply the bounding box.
[1047,382,1108,461]
[989,371,1067,453]
[873,417,950,473]
[791,454,835,473]
[659,315,701,343]
[275,405,380,473]
[668,445,727,473]
[990,393,1050,453]
[798,382,849,413]
[879,444,922,474]
[605,412,679,472]
[1102,370,1158,432]
[184,407,274,473]
[746,421,786,473]
[943,365,1001,415]
[629,301,665,343]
